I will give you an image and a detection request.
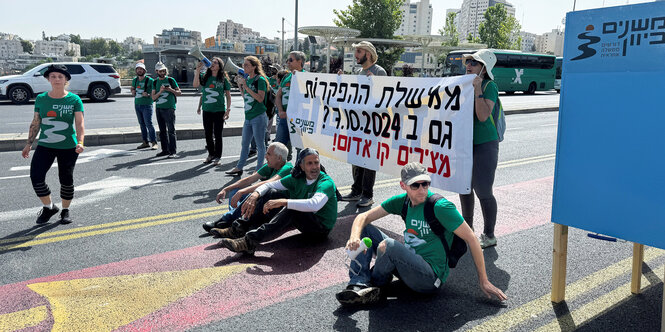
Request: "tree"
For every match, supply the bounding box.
[478,3,521,49]
[20,40,33,53]
[108,40,124,56]
[302,37,311,57]
[530,44,536,52]
[439,12,459,47]
[334,0,404,74]
[88,38,109,57]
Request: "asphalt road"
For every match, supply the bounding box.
[0,112,663,331]
[0,91,560,134]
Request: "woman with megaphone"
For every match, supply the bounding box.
[225,56,270,177]
[193,57,232,165]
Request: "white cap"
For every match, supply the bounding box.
[155,62,167,71]
[135,62,146,70]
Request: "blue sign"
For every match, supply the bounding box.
[552,2,665,249]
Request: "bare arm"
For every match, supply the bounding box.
[193,63,202,88]
[224,90,231,120]
[22,112,41,158]
[74,112,85,154]
[216,172,262,204]
[276,88,284,113]
[346,206,390,251]
[473,76,495,122]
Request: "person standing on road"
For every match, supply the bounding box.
[21,64,85,225]
[131,62,158,150]
[225,56,269,177]
[152,62,182,159]
[335,162,507,305]
[339,41,387,208]
[193,57,232,165]
[275,51,306,161]
[459,49,501,249]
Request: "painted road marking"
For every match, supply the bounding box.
[10,148,135,171]
[534,265,664,332]
[142,154,239,167]
[0,306,48,331]
[468,247,665,332]
[0,175,29,181]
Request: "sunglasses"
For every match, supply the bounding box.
[287,58,295,62]
[409,181,430,190]
[466,59,481,66]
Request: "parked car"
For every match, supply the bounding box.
[0,62,121,104]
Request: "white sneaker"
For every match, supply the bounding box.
[479,234,497,249]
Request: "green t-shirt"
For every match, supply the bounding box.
[154,76,178,110]
[280,172,338,230]
[132,76,153,105]
[381,191,464,283]
[201,76,231,112]
[256,162,293,180]
[279,69,305,112]
[268,77,279,93]
[35,92,84,149]
[243,75,267,120]
[473,79,499,144]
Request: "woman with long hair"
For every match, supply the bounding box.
[21,64,85,224]
[225,56,269,176]
[194,57,232,165]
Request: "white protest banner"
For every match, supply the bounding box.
[287,72,474,194]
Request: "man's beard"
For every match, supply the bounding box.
[356,55,367,65]
[158,73,166,78]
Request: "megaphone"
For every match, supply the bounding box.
[223,57,248,78]
[188,45,212,67]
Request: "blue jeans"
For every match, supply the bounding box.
[214,190,248,228]
[156,108,176,154]
[237,113,267,170]
[349,225,440,293]
[275,116,290,145]
[135,104,156,142]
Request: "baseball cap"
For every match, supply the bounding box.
[155,62,167,71]
[401,162,431,186]
[135,62,146,70]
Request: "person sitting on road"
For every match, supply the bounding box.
[202,142,293,235]
[217,148,339,254]
[335,162,508,306]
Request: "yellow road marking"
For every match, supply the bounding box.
[0,206,225,245]
[26,265,250,332]
[468,247,665,332]
[534,265,665,332]
[0,305,48,331]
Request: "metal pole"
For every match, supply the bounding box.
[282,17,285,63]
[294,0,299,52]
[573,0,576,11]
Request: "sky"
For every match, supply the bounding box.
[0,0,656,42]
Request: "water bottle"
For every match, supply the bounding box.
[346,237,372,260]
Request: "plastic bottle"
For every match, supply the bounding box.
[346,237,372,260]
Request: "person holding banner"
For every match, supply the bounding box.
[335,162,507,306]
[225,56,270,176]
[339,41,387,208]
[459,49,500,249]
[193,57,232,165]
[275,51,307,161]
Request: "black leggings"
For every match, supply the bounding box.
[459,140,499,237]
[203,111,225,158]
[30,145,79,200]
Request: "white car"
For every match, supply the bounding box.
[0,62,121,104]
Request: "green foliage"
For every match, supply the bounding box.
[334,0,404,73]
[302,37,311,57]
[69,34,82,45]
[467,33,480,43]
[20,40,33,53]
[88,38,109,57]
[439,12,459,47]
[128,50,143,60]
[478,3,521,49]
[108,40,124,56]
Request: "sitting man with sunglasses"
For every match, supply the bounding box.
[336,162,508,305]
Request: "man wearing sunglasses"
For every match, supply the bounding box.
[275,51,306,161]
[336,162,507,305]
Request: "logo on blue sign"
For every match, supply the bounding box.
[571,25,600,61]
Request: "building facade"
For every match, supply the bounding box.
[458,0,516,40]
[34,39,81,57]
[154,28,202,48]
[396,0,433,36]
[123,36,144,53]
[535,29,564,56]
[519,31,537,52]
[216,19,261,42]
[0,34,22,59]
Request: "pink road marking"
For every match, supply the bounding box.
[0,177,554,331]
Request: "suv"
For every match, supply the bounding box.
[0,62,121,104]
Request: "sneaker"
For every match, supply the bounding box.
[212,158,221,165]
[136,142,150,149]
[167,154,178,159]
[59,209,72,224]
[336,285,381,306]
[248,150,257,157]
[340,192,362,201]
[150,142,159,150]
[36,205,60,224]
[210,227,243,239]
[480,234,497,249]
[203,155,214,164]
[156,151,169,157]
[219,237,255,254]
[202,220,220,233]
[357,196,374,207]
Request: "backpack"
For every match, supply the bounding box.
[400,194,468,268]
[153,76,178,103]
[483,81,505,142]
[252,76,276,119]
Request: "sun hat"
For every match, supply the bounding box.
[462,49,497,80]
[155,62,167,71]
[43,64,71,80]
[401,162,431,186]
[135,62,146,70]
[352,41,378,63]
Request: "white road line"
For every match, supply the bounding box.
[142,155,240,167]
[0,175,29,180]
[506,127,524,131]
[539,123,558,127]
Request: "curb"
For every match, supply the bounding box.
[0,107,557,152]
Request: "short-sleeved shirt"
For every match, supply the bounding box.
[280,69,305,112]
[35,92,84,149]
[268,77,279,93]
[243,75,268,120]
[256,162,293,180]
[359,63,387,76]
[381,191,464,283]
[154,76,178,110]
[132,76,153,105]
[473,79,499,144]
[201,76,231,112]
[279,172,338,230]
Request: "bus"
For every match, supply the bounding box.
[554,57,562,93]
[442,49,556,94]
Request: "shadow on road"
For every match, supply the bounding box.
[0,222,62,254]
